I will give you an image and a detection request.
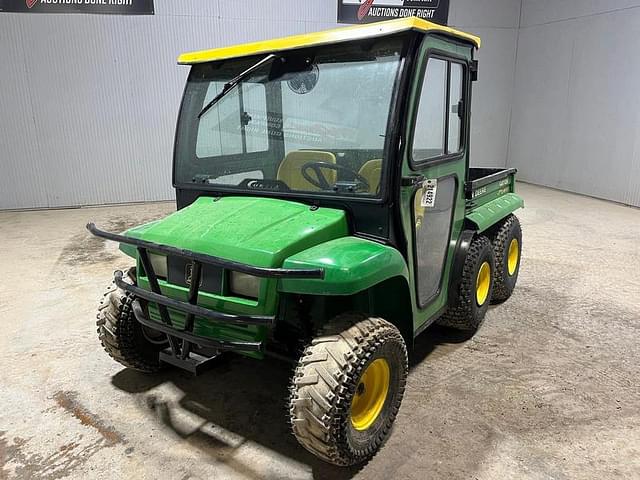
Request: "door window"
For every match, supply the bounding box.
[413,176,456,306]
[412,58,446,159]
[412,57,465,162]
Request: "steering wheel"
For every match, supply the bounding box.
[301,161,370,192]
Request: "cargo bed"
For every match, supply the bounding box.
[464,167,522,231]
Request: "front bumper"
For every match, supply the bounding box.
[88,223,324,372]
[116,270,265,352]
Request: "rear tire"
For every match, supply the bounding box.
[438,235,495,332]
[289,313,408,466]
[490,214,522,303]
[96,267,167,373]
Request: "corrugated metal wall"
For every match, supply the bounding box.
[508,0,640,207]
[0,0,519,209]
[449,0,521,174]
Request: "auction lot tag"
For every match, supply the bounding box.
[420,179,438,207]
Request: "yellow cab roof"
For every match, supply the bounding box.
[177,17,480,65]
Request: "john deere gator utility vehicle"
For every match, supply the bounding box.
[89,17,524,466]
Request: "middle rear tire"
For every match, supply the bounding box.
[438,235,495,332]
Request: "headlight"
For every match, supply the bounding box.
[147,253,168,278]
[229,272,260,299]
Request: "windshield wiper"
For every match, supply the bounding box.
[197,53,279,119]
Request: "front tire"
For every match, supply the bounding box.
[289,313,408,466]
[96,267,167,373]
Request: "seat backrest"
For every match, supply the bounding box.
[277,150,336,191]
[358,159,382,194]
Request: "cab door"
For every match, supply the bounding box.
[399,37,473,333]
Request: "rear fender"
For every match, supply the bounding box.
[447,229,476,306]
[466,193,524,232]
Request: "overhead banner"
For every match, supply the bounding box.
[338,0,449,25]
[0,0,154,14]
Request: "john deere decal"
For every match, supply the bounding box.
[338,0,449,25]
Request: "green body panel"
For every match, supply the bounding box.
[466,193,524,232]
[119,243,136,258]
[119,220,159,258]
[125,196,348,267]
[278,236,409,295]
[120,196,349,357]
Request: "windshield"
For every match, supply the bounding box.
[174,35,407,198]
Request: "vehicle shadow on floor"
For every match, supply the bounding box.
[411,324,474,366]
[111,324,470,480]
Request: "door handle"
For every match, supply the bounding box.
[401,175,425,187]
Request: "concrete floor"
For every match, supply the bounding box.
[1,182,639,480]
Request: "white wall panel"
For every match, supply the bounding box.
[628,116,640,206]
[507,22,574,188]
[217,0,338,24]
[449,0,521,168]
[521,0,640,27]
[509,4,640,206]
[0,18,49,209]
[450,0,521,28]
[462,27,518,168]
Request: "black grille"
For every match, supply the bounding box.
[167,256,224,294]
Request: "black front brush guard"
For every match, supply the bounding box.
[87,223,325,374]
[129,297,261,352]
[114,270,273,328]
[87,223,325,279]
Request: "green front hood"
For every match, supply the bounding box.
[123,196,349,267]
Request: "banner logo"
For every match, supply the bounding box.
[25,0,36,8]
[338,0,450,25]
[357,0,374,20]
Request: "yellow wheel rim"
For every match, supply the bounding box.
[476,261,491,306]
[507,238,519,276]
[350,358,390,431]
